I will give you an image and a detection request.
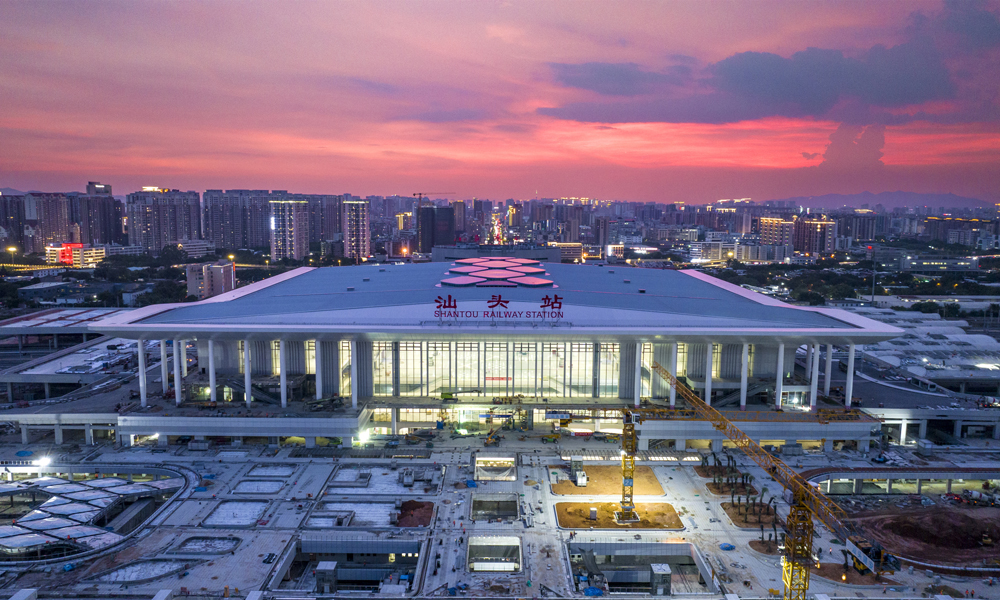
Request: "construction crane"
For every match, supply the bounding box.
[620,362,898,600]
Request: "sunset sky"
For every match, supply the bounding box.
[1,0,999,203]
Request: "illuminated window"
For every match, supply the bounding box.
[271,341,280,376]
[373,342,393,396]
[340,340,352,396]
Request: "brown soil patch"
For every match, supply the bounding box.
[524,480,538,486]
[549,465,663,496]
[397,500,433,527]
[555,502,682,529]
[853,505,1000,565]
[812,562,897,586]
[721,502,779,527]
[923,584,964,598]
[706,482,758,496]
[748,539,781,555]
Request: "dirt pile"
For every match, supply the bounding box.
[856,505,1000,564]
[550,465,663,496]
[555,502,682,529]
[398,500,434,527]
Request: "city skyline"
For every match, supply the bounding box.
[1,1,999,204]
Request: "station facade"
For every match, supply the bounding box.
[18,259,903,450]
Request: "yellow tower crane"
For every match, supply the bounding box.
[619,362,898,600]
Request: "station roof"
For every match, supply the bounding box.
[0,308,132,335]
[93,263,902,342]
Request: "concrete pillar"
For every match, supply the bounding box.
[391,408,398,434]
[844,343,856,408]
[21,425,29,445]
[181,340,188,377]
[158,434,168,446]
[809,343,820,409]
[918,420,928,440]
[138,340,147,408]
[67,472,74,481]
[946,479,952,493]
[704,343,713,406]
[823,344,833,396]
[633,342,642,408]
[994,424,1000,440]
[953,420,963,439]
[668,342,677,408]
[160,340,169,396]
[315,340,323,400]
[899,421,908,445]
[6,381,12,403]
[17,335,22,353]
[54,426,63,445]
[825,479,831,493]
[916,479,922,494]
[853,478,863,494]
[85,424,93,445]
[638,437,649,451]
[858,437,870,453]
[53,333,59,348]
[739,343,749,411]
[674,438,686,450]
[805,344,812,376]
[350,339,358,410]
[775,342,784,408]
[208,340,216,404]
[823,439,833,452]
[244,340,252,409]
[279,340,288,408]
[710,439,723,453]
[886,478,893,494]
[43,382,51,399]
[173,339,182,407]
[305,437,316,448]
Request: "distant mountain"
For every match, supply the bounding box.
[768,191,986,210]
[0,188,24,195]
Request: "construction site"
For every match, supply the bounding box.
[1,265,999,600]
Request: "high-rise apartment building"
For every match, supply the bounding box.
[204,190,342,251]
[792,217,837,254]
[126,188,201,254]
[269,200,309,260]
[0,195,25,250]
[86,182,112,195]
[23,193,70,251]
[186,260,236,299]
[343,198,370,260]
[416,205,456,253]
[758,216,795,247]
[68,194,124,245]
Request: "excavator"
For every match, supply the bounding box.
[618,362,899,600]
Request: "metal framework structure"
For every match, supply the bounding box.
[618,361,897,600]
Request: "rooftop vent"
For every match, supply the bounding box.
[639,289,646,294]
[608,270,615,273]
[363,278,370,282]
[379,268,385,272]
[624,279,630,284]
[347,287,355,291]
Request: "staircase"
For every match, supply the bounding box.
[224,379,280,405]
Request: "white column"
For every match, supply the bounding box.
[899,421,908,445]
[704,343,713,406]
[279,339,287,408]
[208,340,216,404]
[315,340,324,399]
[739,342,749,411]
[160,340,169,395]
[243,340,252,409]
[805,344,813,376]
[775,342,784,408]
[823,343,833,396]
[350,339,358,410]
[844,343,855,408]
[85,424,94,445]
[633,342,642,408]
[173,339,182,406]
[138,339,147,408]
[181,340,188,377]
[809,342,820,410]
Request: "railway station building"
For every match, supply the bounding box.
[9,259,902,451]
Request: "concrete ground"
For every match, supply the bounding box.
[0,426,998,599]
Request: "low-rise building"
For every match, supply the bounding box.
[44,244,106,268]
[186,261,235,299]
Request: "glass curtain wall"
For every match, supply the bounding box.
[597,343,620,397]
[511,343,537,396]
[567,343,594,397]
[540,343,566,396]
[339,340,352,396]
[305,340,315,375]
[399,342,422,396]
[373,342,394,396]
[454,343,480,391]
[484,342,509,395]
[426,342,450,395]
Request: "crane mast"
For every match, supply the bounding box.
[619,361,897,600]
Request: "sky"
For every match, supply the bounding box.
[1,0,999,204]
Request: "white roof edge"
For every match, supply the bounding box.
[200,266,315,304]
[680,269,791,307]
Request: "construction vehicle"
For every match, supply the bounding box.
[541,434,560,444]
[484,428,502,447]
[619,362,899,600]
